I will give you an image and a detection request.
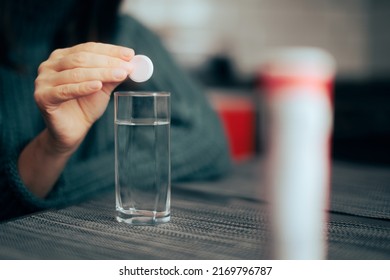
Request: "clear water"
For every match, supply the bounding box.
[115,118,170,224]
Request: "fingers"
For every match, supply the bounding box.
[35,42,134,107]
[35,67,127,105]
[37,81,103,105]
[50,42,134,61]
[39,42,134,85]
[49,67,128,86]
[51,52,134,72]
[35,68,127,105]
[35,43,134,104]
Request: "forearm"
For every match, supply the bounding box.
[0,144,115,222]
[18,129,75,198]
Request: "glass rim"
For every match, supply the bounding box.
[114,91,170,97]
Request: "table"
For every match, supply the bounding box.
[0,159,389,259]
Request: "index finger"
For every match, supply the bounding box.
[51,42,134,61]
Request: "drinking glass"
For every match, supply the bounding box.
[114,91,171,225]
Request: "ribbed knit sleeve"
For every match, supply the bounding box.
[0,150,43,220]
[0,148,115,221]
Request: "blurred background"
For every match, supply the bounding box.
[121,0,390,165]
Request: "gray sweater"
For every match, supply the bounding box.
[0,14,231,221]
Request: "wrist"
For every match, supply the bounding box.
[18,129,77,198]
[38,129,81,158]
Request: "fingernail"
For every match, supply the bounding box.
[113,69,127,80]
[89,81,102,90]
[121,48,134,58]
[121,62,133,73]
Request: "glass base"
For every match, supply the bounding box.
[116,209,170,225]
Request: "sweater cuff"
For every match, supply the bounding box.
[3,148,66,212]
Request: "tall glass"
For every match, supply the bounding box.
[114,91,171,225]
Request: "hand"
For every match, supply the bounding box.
[34,42,134,155]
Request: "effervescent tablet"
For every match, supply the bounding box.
[128,55,154,83]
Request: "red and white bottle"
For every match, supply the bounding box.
[260,47,336,259]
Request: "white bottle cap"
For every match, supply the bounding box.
[129,55,154,83]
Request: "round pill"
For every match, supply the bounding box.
[128,55,154,83]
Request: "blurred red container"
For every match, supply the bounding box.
[209,93,256,162]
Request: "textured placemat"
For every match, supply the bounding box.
[0,189,270,260]
[330,162,390,220]
[181,159,390,220]
[328,214,390,260]
[1,159,389,260]
[1,187,389,260]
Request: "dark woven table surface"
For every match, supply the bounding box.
[0,159,389,259]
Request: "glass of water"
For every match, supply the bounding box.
[114,91,171,225]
